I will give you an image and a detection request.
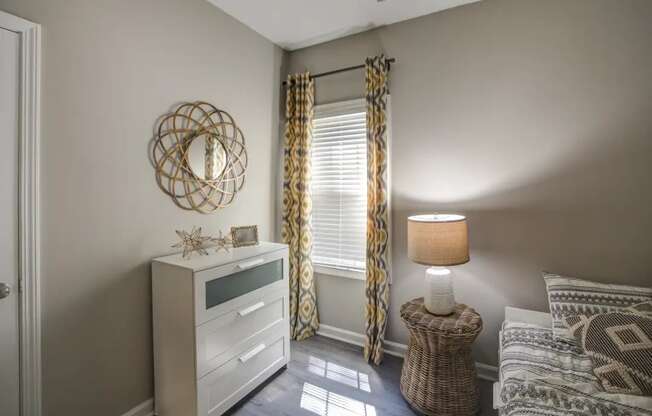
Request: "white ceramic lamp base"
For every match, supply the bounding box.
[424,266,455,315]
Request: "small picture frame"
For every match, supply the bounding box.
[231,225,259,248]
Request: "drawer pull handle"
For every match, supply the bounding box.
[237,301,265,317]
[239,343,266,363]
[236,258,265,270]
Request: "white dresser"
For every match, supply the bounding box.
[152,242,290,416]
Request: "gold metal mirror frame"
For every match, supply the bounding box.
[152,102,248,213]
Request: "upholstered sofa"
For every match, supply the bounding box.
[493,306,652,416]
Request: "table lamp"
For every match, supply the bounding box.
[407,214,469,315]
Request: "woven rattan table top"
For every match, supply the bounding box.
[400,298,482,336]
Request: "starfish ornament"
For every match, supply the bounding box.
[211,230,233,253]
[172,226,211,259]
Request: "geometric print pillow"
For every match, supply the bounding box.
[544,272,652,343]
[564,311,652,396]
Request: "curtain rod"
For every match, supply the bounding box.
[282,57,396,86]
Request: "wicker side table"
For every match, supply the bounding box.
[400,298,482,416]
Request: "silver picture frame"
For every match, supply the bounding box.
[230,225,259,247]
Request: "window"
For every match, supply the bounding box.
[311,99,368,279]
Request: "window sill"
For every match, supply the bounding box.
[314,264,365,281]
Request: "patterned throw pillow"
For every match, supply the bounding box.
[544,272,652,343]
[563,309,652,396]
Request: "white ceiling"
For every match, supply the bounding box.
[208,0,481,51]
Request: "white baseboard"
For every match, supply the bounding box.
[316,323,498,381]
[120,399,154,416]
[316,324,408,358]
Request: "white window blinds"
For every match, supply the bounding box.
[311,99,367,272]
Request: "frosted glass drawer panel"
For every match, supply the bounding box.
[204,259,282,309]
[198,336,287,416]
[194,250,288,325]
[196,292,286,378]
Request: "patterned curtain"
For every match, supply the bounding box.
[282,72,319,341]
[364,55,391,365]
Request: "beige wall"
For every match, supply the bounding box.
[287,0,652,366]
[0,0,283,415]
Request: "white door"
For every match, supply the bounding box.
[0,26,21,416]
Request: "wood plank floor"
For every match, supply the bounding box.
[227,335,497,416]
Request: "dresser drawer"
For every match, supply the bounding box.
[194,250,287,325]
[196,289,287,378]
[197,335,288,416]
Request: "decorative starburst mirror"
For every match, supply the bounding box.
[152,102,248,213]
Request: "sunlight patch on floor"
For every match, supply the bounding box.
[307,356,372,392]
[300,382,377,416]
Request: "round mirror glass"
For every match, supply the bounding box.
[186,134,227,180]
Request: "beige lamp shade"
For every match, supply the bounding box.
[407,214,469,266]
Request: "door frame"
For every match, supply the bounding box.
[0,10,42,416]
